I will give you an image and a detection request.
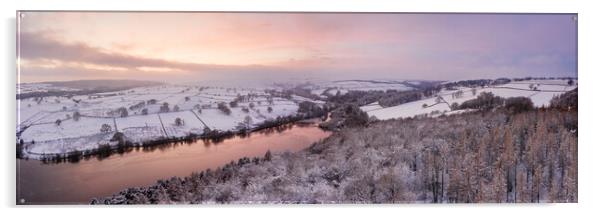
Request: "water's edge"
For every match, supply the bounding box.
[17,122,331,204]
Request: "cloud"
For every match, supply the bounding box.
[18,13,578,83]
[18,31,311,82]
[20,31,211,71]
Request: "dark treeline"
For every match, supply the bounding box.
[18,88,119,100]
[441,77,576,91]
[327,89,426,108]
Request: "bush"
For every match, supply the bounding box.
[160,102,170,113]
[117,107,128,117]
[73,111,81,121]
[263,150,272,161]
[459,92,504,111]
[504,97,534,114]
[342,104,369,127]
[100,124,112,133]
[229,101,238,108]
[111,132,126,144]
[551,88,577,110]
[175,117,184,126]
[450,102,459,110]
[67,150,82,163]
[218,102,231,115]
[297,101,326,118]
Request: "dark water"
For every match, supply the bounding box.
[16,123,331,204]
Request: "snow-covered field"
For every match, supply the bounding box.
[306,79,417,97]
[17,84,321,158]
[16,78,575,158]
[364,79,577,120]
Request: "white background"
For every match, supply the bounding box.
[1,0,601,215]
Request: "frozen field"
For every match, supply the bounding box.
[17,84,319,158]
[364,79,577,120]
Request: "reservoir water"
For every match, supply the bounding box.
[16,122,331,204]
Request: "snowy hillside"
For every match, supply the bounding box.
[17,84,323,158]
[306,79,423,97]
[363,79,577,120]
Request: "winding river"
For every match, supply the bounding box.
[16,122,331,204]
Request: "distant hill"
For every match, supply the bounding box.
[42,79,163,91]
[17,79,163,100]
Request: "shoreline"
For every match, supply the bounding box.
[17,114,329,164]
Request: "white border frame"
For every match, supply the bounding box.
[2,0,601,215]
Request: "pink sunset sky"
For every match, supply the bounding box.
[18,12,577,83]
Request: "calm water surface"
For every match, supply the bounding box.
[17,123,330,204]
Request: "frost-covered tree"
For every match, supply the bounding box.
[117,107,128,117]
[100,124,112,133]
[243,116,253,128]
[175,117,183,126]
[73,111,81,121]
[450,102,459,110]
[160,102,170,113]
[218,102,231,115]
[263,150,272,161]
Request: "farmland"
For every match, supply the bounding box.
[17,83,322,159]
[363,79,577,120]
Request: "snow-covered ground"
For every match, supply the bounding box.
[16,78,575,158]
[360,102,384,112]
[17,83,79,94]
[17,84,321,158]
[364,79,577,120]
[306,79,417,97]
